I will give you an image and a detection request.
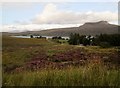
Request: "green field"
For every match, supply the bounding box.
[2,36,120,86]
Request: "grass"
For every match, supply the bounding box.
[2,36,74,72]
[82,46,118,54]
[2,36,56,71]
[2,36,120,86]
[3,62,120,86]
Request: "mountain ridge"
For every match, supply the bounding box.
[2,21,120,36]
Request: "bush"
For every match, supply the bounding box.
[30,35,33,38]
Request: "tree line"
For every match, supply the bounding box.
[68,33,120,47]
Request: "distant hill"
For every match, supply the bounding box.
[2,21,120,36]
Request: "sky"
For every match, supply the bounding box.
[1,1,119,32]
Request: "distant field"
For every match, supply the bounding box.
[2,36,120,86]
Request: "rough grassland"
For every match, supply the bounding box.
[3,63,120,86]
[2,36,120,86]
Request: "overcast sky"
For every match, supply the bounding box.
[1,1,119,32]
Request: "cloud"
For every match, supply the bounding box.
[2,24,81,32]
[1,3,118,32]
[32,3,118,24]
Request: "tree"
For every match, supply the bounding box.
[92,34,120,47]
[30,35,33,38]
[68,33,92,45]
[68,33,80,45]
[79,35,85,44]
[82,37,89,46]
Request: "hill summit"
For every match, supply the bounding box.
[83,21,109,26]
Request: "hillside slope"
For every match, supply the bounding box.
[2,21,120,36]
